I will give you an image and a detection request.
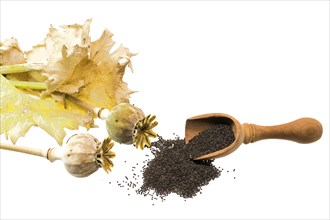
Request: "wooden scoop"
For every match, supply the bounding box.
[185,113,323,160]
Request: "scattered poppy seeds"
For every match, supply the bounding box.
[137,124,235,199]
[110,123,235,200]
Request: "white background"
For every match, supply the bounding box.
[1,1,329,219]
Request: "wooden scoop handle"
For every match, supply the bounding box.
[243,118,322,144]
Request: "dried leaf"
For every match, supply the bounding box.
[0,38,26,65]
[24,19,92,93]
[76,29,135,109]
[0,75,94,145]
[24,19,134,109]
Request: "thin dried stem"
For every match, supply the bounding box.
[0,143,62,162]
[10,80,47,90]
[0,63,43,74]
[61,93,110,119]
[0,143,49,158]
[63,93,106,117]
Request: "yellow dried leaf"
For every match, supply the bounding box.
[77,29,135,109]
[24,19,134,109]
[0,75,95,145]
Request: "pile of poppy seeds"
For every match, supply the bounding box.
[111,123,236,201]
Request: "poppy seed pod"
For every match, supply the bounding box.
[47,133,115,177]
[62,133,101,177]
[106,103,145,144]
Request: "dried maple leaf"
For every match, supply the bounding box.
[0,75,94,145]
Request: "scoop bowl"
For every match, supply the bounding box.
[185,113,323,160]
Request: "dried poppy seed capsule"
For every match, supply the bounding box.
[63,133,101,177]
[105,103,145,144]
[48,133,116,178]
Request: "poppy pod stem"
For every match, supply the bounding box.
[0,143,50,159]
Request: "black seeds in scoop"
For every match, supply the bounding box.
[188,124,235,159]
